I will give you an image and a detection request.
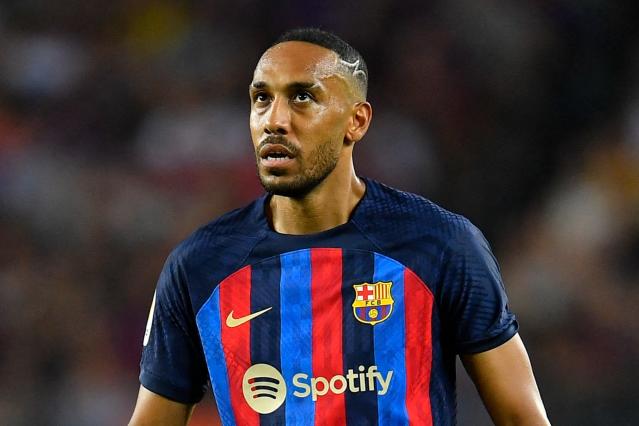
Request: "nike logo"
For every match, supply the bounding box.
[226,307,272,328]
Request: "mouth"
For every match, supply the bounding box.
[259,143,296,161]
[260,145,295,162]
[257,140,299,170]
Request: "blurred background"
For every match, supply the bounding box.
[1,0,638,424]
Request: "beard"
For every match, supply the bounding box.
[256,136,340,198]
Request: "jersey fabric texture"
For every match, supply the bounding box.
[139,178,518,425]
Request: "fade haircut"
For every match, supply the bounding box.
[273,28,368,99]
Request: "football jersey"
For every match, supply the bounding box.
[140,178,517,425]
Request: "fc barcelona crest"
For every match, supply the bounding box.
[352,282,394,325]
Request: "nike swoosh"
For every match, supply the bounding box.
[226,307,272,328]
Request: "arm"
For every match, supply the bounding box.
[461,333,550,426]
[133,251,208,424]
[129,386,196,426]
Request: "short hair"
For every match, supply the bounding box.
[273,28,368,98]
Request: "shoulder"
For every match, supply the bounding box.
[356,178,479,245]
[167,197,266,271]
[157,197,268,309]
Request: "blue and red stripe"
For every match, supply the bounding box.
[279,249,314,424]
[218,266,258,425]
[197,249,434,426]
[373,253,408,424]
[196,290,236,426]
[311,248,346,425]
[251,256,284,424]
[341,250,378,425]
[404,268,434,425]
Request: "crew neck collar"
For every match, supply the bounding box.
[255,177,371,239]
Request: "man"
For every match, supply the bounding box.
[130,28,549,425]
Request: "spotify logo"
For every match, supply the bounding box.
[242,364,287,414]
[242,363,393,414]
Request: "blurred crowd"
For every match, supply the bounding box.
[0,1,637,424]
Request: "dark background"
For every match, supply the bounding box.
[1,1,638,424]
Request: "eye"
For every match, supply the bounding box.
[293,92,312,103]
[253,92,270,104]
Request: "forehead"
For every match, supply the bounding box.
[253,41,341,83]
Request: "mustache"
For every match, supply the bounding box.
[257,135,299,155]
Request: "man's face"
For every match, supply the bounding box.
[249,41,355,197]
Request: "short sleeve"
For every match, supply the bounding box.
[139,251,208,403]
[438,224,518,354]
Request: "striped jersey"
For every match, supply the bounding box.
[140,178,518,425]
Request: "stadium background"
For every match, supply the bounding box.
[1,1,638,424]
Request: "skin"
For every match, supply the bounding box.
[130,41,549,425]
[462,334,550,425]
[129,386,194,425]
[249,41,371,234]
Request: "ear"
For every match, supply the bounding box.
[344,102,373,146]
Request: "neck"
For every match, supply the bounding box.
[268,163,365,235]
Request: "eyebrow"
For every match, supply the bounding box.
[250,81,321,91]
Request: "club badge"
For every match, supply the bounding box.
[352,282,394,325]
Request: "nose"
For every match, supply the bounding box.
[264,96,290,135]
